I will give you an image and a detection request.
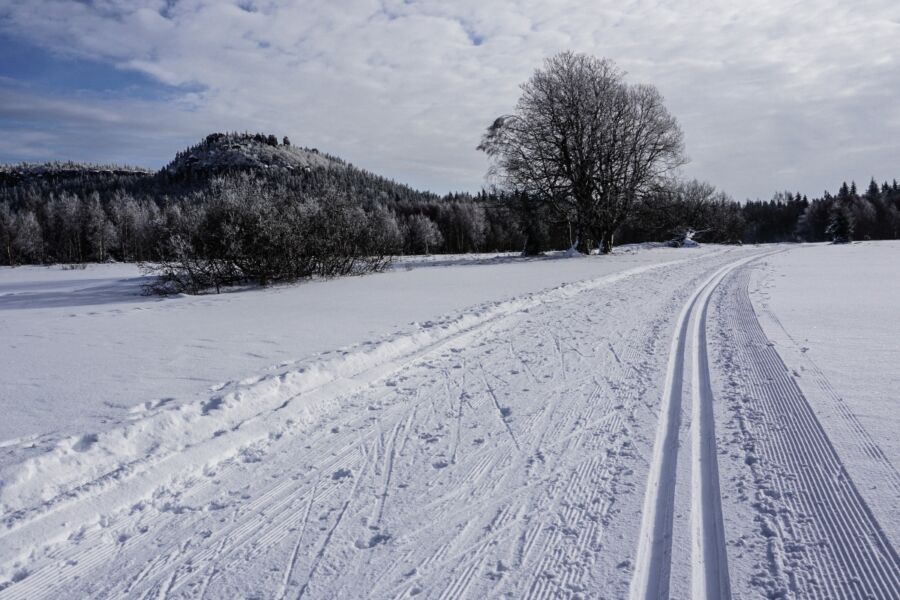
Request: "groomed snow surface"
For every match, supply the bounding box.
[0,243,897,599]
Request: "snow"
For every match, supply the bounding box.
[748,241,900,545]
[0,242,897,599]
[0,247,715,470]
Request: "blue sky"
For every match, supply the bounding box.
[1,0,898,200]
[0,33,161,95]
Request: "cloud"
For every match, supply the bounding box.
[1,0,899,198]
[0,85,213,166]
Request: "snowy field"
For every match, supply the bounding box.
[0,248,712,469]
[0,243,897,599]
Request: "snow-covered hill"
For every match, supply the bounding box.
[163,133,343,179]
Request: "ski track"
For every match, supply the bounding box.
[630,252,774,600]
[751,264,900,498]
[0,250,729,599]
[715,264,900,599]
[4,246,895,599]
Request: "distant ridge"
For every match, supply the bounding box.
[0,132,438,206]
[0,162,154,188]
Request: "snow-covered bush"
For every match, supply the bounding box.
[144,176,400,294]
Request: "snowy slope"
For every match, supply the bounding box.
[0,246,737,595]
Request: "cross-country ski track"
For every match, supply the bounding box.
[0,246,897,599]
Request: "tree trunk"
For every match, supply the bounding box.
[576,222,591,254]
[599,232,614,254]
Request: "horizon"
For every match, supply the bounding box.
[1,1,899,202]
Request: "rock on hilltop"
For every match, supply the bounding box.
[163,132,345,180]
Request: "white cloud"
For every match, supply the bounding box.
[2,0,899,198]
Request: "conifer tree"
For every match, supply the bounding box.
[826,205,853,243]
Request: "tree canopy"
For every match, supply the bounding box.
[479,52,686,253]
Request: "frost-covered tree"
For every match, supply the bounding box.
[144,177,398,293]
[14,210,43,263]
[621,179,744,244]
[0,208,42,265]
[0,203,17,265]
[82,192,116,262]
[403,214,444,255]
[826,205,854,243]
[479,51,686,253]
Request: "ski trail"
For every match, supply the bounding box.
[630,251,775,600]
[0,248,756,599]
[195,538,227,600]
[689,263,733,600]
[297,442,372,599]
[479,363,521,452]
[718,264,900,599]
[275,479,318,600]
[751,264,900,496]
[627,274,695,600]
[374,421,402,526]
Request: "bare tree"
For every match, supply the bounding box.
[479,52,686,253]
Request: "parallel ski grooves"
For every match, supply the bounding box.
[722,266,900,599]
[690,267,732,600]
[630,251,774,600]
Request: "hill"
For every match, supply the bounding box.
[162,133,344,181]
[0,133,522,268]
[0,132,433,205]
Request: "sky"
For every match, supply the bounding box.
[0,0,898,201]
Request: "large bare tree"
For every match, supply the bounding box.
[479,52,686,253]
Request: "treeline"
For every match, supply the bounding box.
[2,164,898,270]
[0,173,539,272]
[0,168,512,268]
[0,134,545,273]
[743,180,900,243]
[2,133,898,292]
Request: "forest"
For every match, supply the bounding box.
[1,132,898,292]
